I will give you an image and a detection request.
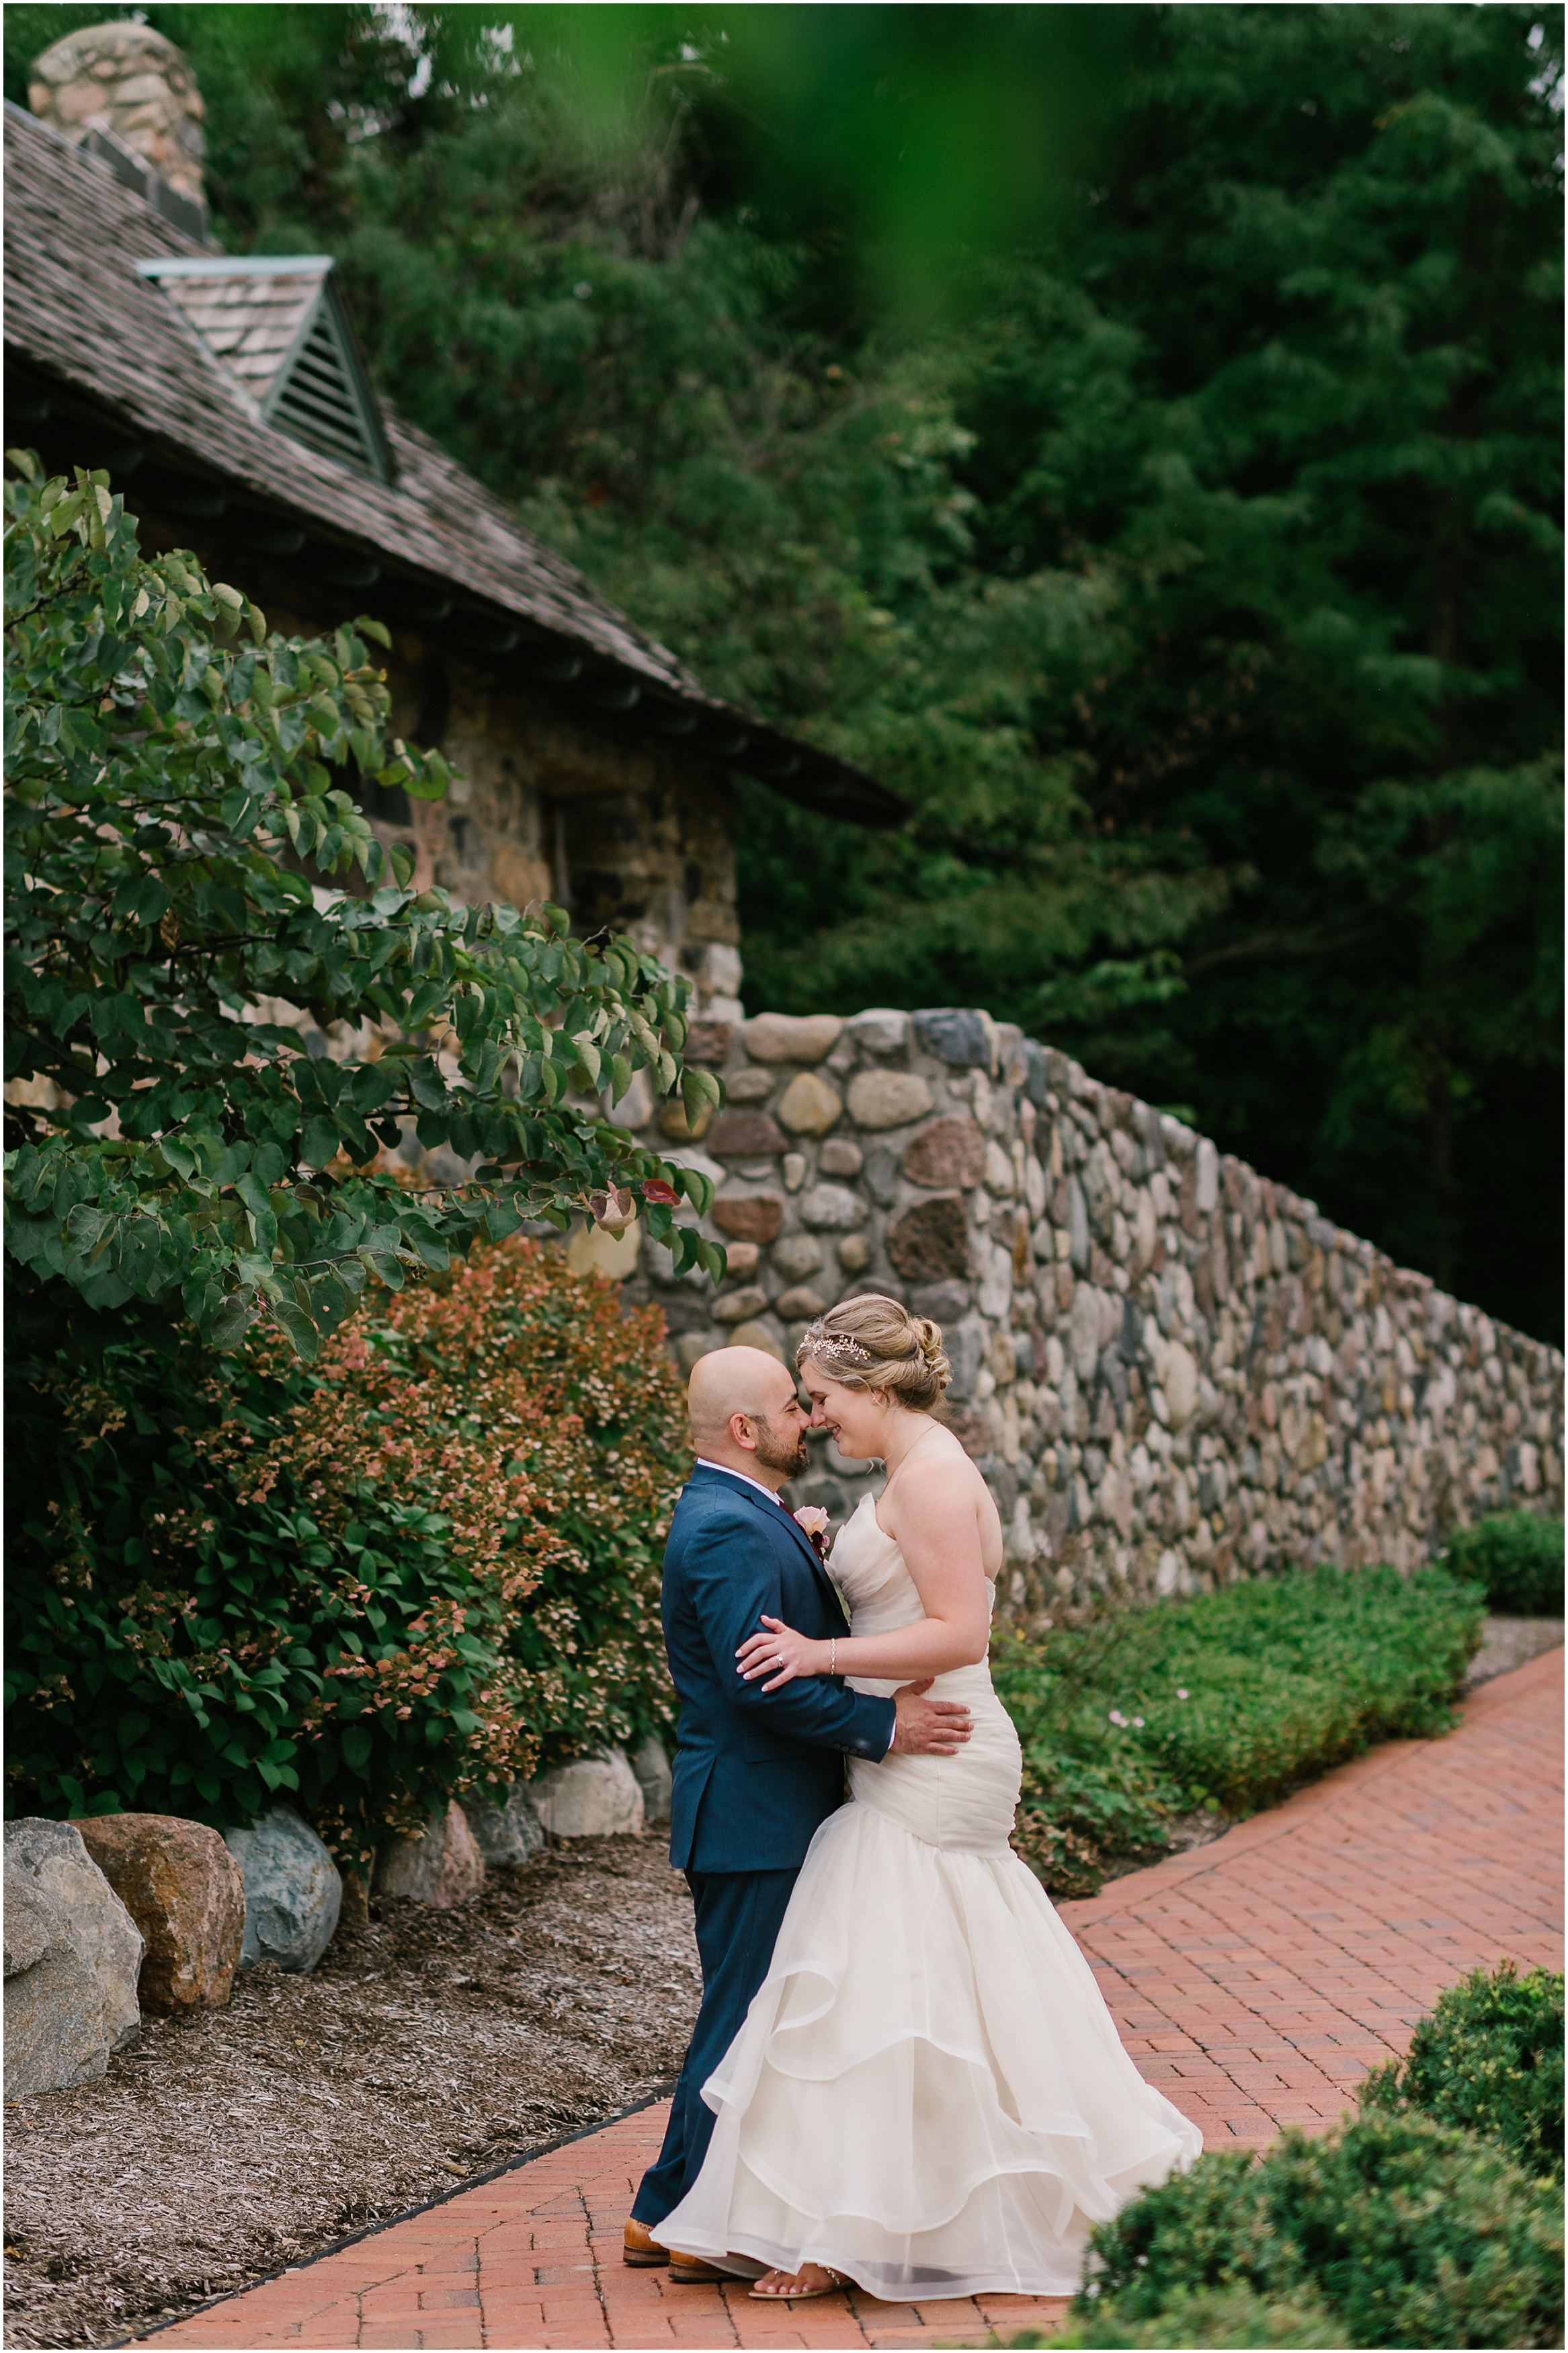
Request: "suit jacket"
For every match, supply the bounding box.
[661,1463,897,1872]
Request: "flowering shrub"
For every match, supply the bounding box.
[6,1242,688,1866]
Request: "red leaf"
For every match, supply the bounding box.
[640,1179,679,1206]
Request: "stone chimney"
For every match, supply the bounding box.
[29,19,205,202]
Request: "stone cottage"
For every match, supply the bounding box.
[5,28,904,1023]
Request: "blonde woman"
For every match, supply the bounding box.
[655,1294,1200,2303]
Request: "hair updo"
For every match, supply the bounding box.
[795,1293,950,1414]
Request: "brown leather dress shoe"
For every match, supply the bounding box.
[667,2251,749,2283]
[623,2218,669,2267]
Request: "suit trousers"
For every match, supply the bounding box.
[631,1864,800,2229]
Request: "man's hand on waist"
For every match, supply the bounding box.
[889,1679,973,1757]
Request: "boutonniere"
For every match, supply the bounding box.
[792,1504,831,1562]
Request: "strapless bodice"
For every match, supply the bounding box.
[827,1490,1017,1855]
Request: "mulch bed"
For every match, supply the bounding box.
[2,1838,698,2350]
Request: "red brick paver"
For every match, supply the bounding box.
[138,1650,1561,2351]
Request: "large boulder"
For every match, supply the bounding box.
[374,1800,485,1908]
[462,1781,546,1868]
[224,1808,343,1974]
[76,1813,245,2013]
[528,1747,645,1839]
[630,1738,673,1827]
[3,1819,144,2094]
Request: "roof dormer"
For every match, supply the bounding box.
[135,255,393,484]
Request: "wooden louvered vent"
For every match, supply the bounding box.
[269,303,380,473]
[133,255,393,485]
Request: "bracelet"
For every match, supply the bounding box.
[830,1638,837,1677]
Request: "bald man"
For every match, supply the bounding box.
[625,1347,973,2278]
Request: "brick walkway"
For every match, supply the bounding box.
[138,1649,1561,2352]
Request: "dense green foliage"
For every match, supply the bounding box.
[1361,1961,1565,2184]
[1036,2280,1346,2350]
[1066,2108,1563,2351]
[9,2,1554,1336]
[995,1563,1485,1895]
[1441,1510,1566,1616]
[5,1240,688,1864]
[3,461,724,1362]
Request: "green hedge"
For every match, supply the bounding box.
[995,1564,1485,1896]
[1361,1961,1564,2184]
[1063,2110,1562,2350]
[1441,1513,1564,1616]
[1020,2281,1346,2348]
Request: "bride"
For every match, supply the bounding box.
[656,1293,1202,2303]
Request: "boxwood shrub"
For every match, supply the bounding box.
[995,1562,1485,1896]
[1360,1960,1564,2184]
[1071,2109,1563,2350]
[1441,1511,1565,1616]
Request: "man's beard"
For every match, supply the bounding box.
[751,1418,810,1478]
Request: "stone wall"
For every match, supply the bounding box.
[607,1006,1564,1619]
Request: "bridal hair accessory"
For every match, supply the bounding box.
[807,1333,874,1369]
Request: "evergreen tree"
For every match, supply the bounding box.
[5,4,1557,1338]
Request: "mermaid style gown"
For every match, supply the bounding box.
[657,1492,1202,2298]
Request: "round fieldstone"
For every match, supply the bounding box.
[845,1009,911,1055]
[741,1013,843,1064]
[375,1801,485,1909]
[726,1319,786,1360]
[911,1279,971,1323]
[659,1096,715,1142]
[224,1807,343,1975]
[886,1195,969,1283]
[912,1008,993,1068]
[712,1283,772,1325]
[772,1232,824,1280]
[721,1240,759,1278]
[713,1193,784,1244]
[776,1284,827,1320]
[819,1137,864,1176]
[845,1070,934,1131]
[901,1116,987,1190]
[684,1019,737,1066]
[4,1819,142,2068]
[529,1749,644,1839]
[630,1739,673,1828]
[724,1068,776,1103]
[76,1814,245,2014]
[798,1184,868,1232]
[462,1782,546,1867]
[776,1071,843,1137]
[837,1234,872,1273]
[710,1111,787,1160]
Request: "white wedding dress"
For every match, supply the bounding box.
[657,1492,1203,2298]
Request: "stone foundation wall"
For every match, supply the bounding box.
[607,1006,1564,1620]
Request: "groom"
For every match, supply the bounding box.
[624,1344,973,2278]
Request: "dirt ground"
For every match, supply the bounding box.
[1,1838,699,2351]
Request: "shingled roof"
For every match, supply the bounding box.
[3,102,906,827]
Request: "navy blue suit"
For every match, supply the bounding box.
[632,1463,896,2231]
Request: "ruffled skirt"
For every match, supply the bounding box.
[658,1773,1201,2297]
